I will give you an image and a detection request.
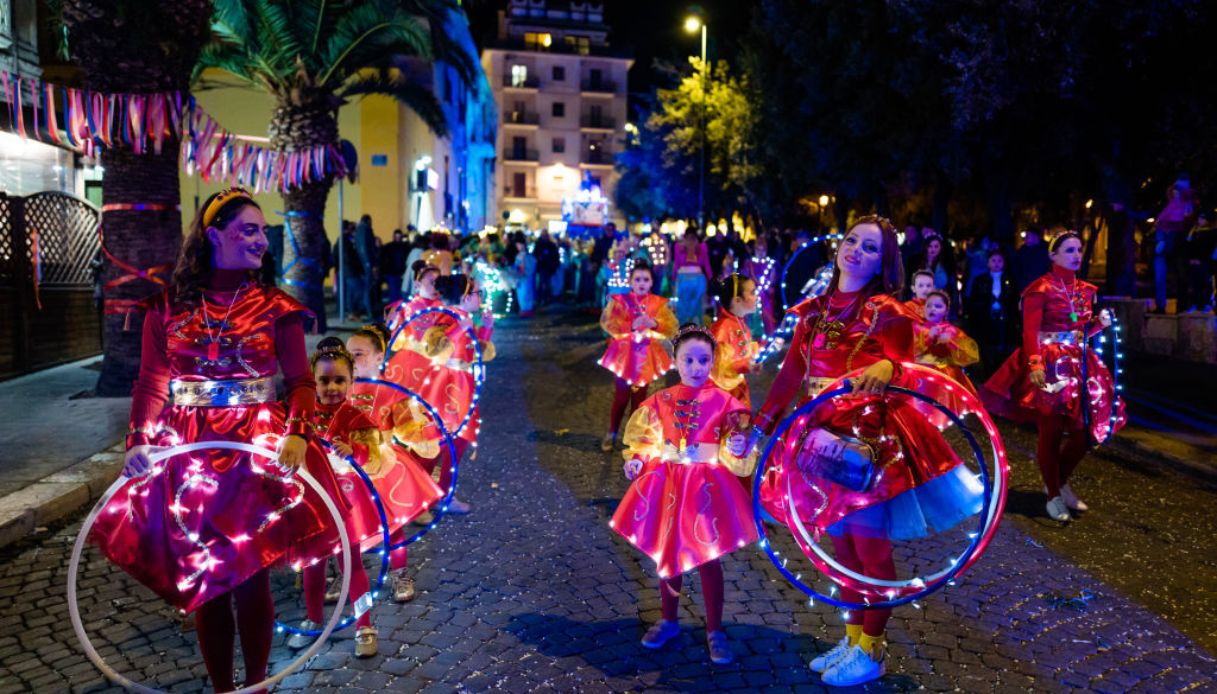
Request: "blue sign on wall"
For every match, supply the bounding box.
[371,154,389,167]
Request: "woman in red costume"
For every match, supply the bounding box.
[981,232,1125,522]
[755,216,983,687]
[913,290,980,397]
[709,273,760,407]
[598,262,678,451]
[346,325,445,603]
[286,337,383,657]
[610,324,757,666]
[90,188,339,692]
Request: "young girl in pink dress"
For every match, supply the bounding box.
[610,324,757,666]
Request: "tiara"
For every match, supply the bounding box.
[674,323,716,346]
[203,187,252,227]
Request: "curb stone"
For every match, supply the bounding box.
[0,441,123,549]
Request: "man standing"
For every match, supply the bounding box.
[334,220,367,321]
[381,229,409,306]
[355,214,378,316]
[966,249,1019,378]
[1013,228,1050,294]
[533,230,561,306]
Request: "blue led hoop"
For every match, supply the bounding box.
[1083,314,1123,446]
[780,235,842,310]
[751,380,994,611]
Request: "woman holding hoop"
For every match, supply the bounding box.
[755,216,983,687]
[981,232,1125,521]
[90,188,338,692]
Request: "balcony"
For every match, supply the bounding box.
[580,115,616,131]
[502,187,538,201]
[503,148,540,163]
[504,111,541,127]
[581,148,614,167]
[502,75,540,90]
[581,79,618,94]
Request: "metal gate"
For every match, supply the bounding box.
[0,191,102,379]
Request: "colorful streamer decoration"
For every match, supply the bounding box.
[0,70,348,193]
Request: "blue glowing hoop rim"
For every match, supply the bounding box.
[751,380,994,610]
[353,377,462,552]
[779,235,841,310]
[1084,314,1122,447]
[383,306,486,440]
[275,444,391,637]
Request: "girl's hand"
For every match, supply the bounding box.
[726,433,747,458]
[624,458,644,480]
[1029,368,1047,389]
[631,316,649,331]
[333,441,354,458]
[277,434,308,469]
[482,311,495,331]
[852,360,894,396]
[1098,309,1113,328]
[122,445,163,478]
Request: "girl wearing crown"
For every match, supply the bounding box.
[598,262,679,452]
[611,323,757,666]
[90,188,341,692]
[913,290,980,396]
[982,232,1125,522]
[755,216,984,687]
[709,273,760,407]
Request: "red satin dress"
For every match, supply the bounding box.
[982,267,1126,442]
[403,307,493,447]
[710,308,758,407]
[90,274,341,613]
[913,321,980,397]
[610,384,758,579]
[384,295,444,394]
[598,293,677,387]
[756,291,984,541]
[308,400,392,551]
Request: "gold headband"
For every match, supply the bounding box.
[203,188,252,228]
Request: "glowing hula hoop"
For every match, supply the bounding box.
[275,441,391,638]
[383,306,486,440]
[752,369,1006,610]
[67,441,351,694]
[780,235,841,310]
[1084,313,1123,446]
[354,377,462,552]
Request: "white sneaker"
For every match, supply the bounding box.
[1046,496,1071,522]
[809,636,852,673]
[1060,483,1088,512]
[822,645,885,687]
[285,619,320,649]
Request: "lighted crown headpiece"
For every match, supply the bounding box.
[674,323,716,350]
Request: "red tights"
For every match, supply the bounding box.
[831,532,896,636]
[609,379,647,435]
[303,558,372,630]
[422,438,470,495]
[1037,413,1089,498]
[660,559,724,632]
[194,569,273,692]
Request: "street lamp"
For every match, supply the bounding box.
[684,10,707,230]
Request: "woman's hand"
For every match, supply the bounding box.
[852,360,894,395]
[726,433,747,458]
[624,458,644,480]
[277,434,308,469]
[332,441,354,459]
[122,445,163,478]
[1029,368,1047,389]
[1098,309,1113,328]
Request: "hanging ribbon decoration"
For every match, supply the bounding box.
[1,70,347,194]
[97,203,180,329]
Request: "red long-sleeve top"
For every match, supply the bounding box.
[1020,265,1104,364]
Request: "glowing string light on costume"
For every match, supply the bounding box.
[780,234,842,310]
[67,442,352,694]
[383,306,487,440]
[1084,312,1124,446]
[473,260,513,317]
[750,364,1008,610]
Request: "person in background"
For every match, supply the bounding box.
[381,229,409,307]
[900,224,923,270]
[1184,214,1217,313]
[915,233,960,315]
[966,249,1019,379]
[672,227,712,325]
[1153,176,1199,313]
[534,230,561,306]
[355,214,378,317]
[402,230,428,298]
[1014,228,1051,294]
[334,220,368,322]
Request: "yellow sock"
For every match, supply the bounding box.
[858,632,885,660]
[845,624,863,646]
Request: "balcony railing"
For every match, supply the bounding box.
[503,148,540,162]
[580,115,616,130]
[503,188,538,200]
[582,149,613,165]
[580,79,618,94]
[502,75,541,89]
[504,111,541,126]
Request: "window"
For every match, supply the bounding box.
[552,102,565,117]
[512,173,527,198]
[552,137,565,153]
[524,32,553,50]
[511,64,528,87]
[552,66,565,81]
[590,105,603,127]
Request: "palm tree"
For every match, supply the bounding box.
[57,1,213,395]
[197,0,471,326]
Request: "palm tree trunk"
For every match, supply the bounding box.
[270,99,340,333]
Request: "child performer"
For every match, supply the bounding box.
[346,326,446,602]
[598,262,678,452]
[913,290,980,396]
[982,232,1125,521]
[91,188,336,691]
[756,216,983,687]
[385,260,441,331]
[286,338,383,656]
[383,262,444,395]
[745,241,779,333]
[904,270,935,318]
[709,274,761,406]
[610,324,758,665]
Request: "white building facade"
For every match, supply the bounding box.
[481,0,632,231]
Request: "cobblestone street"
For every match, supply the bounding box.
[1,310,1215,693]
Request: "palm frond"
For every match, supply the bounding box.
[318,5,431,86]
[211,0,256,47]
[252,0,304,77]
[341,69,448,137]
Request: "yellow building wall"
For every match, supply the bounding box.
[357,94,405,235]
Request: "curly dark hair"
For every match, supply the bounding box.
[172,189,268,303]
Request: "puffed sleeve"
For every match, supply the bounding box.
[718,406,758,476]
[349,427,383,474]
[942,327,980,368]
[621,402,664,464]
[420,325,456,362]
[390,400,441,460]
[653,299,678,338]
[757,313,812,434]
[600,296,631,338]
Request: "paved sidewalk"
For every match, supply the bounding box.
[0,309,1213,692]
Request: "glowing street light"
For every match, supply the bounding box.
[684,9,708,230]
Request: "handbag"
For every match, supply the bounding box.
[794,426,877,492]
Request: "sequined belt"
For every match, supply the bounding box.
[656,443,721,465]
[1038,330,1084,346]
[172,377,275,407]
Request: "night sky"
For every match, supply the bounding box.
[467,0,754,111]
